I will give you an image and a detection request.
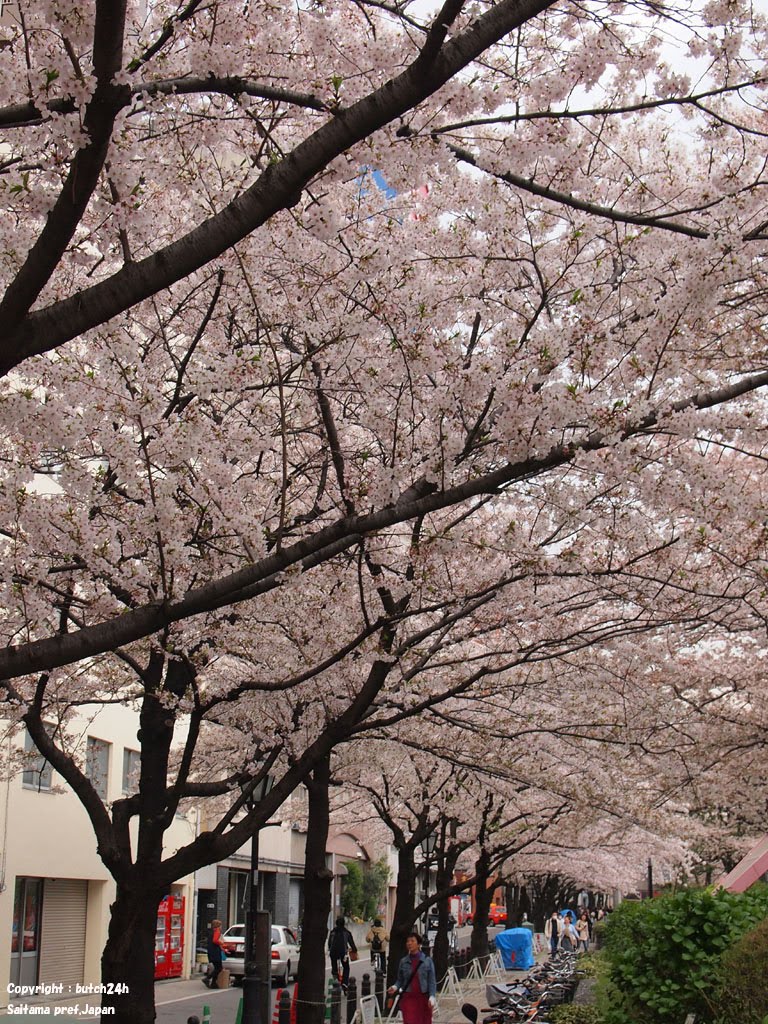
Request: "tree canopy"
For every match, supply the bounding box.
[1,0,767,1019]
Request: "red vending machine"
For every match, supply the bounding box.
[154,894,185,979]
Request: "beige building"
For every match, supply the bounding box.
[196,814,398,948]
[0,699,398,1001]
[0,703,195,1006]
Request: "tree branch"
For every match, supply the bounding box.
[0,0,555,374]
[0,366,766,681]
[0,0,129,332]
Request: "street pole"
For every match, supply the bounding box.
[419,832,437,954]
[647,859,654,900]
[242,776,274,1024]
[425,854,431,953]
[243,822,262,1024]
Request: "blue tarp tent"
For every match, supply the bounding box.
[494,928,535,970]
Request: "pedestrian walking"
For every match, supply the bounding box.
[204,919,224,988]
[576,912,590,953]
[388,932,437,1024]
[544,911,559,956]
[328,916,357,991]
[559,914,578,953]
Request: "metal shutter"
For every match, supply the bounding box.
[38,879,88,987]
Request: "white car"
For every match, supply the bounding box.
[220,924,300,986]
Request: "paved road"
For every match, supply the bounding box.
[157,925,501,1024]
[155,956,379,1024]
[0,926,502,1024]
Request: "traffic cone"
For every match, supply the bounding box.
[290,983,299,1024]
[272,988,284,1024]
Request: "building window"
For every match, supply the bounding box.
[122,748,140,794]
[86,737,110,799]
[22,727,53,791]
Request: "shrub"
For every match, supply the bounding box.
[711,915,768,1024]
[591,920,607,950]
[601,885,768,1024]
[549,1006,604,1024]
[577,952,603,978]
[341,860,364,918]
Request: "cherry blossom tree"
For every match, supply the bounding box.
[622,637,768,884]
[0,0,767,676]
[337,654,699,972]
[1,0,768,1021]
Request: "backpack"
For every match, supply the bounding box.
[371,931,383,953]
[329,928,348,958]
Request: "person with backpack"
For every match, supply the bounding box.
[366,918,390,973]
[328,916,357,991]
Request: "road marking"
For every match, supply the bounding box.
[156,990,231,1006]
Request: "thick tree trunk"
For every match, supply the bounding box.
[470,852,493,963]
[506,882,519,926]
[525,875,563,931]
[296,755,333,1024]
[431,900,448,985]
[506,882,530,928]
[100,884,164,1024]
[430,854,455,985]
[387,846,417,988]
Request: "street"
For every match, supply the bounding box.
[155,925,496,1024]
[154,956,378,1024]
[0,926,499,1024]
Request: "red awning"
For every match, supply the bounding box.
[714,834,768,893]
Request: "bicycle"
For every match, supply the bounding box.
[370,949,386,973]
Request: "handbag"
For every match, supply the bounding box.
[350,950,359,962]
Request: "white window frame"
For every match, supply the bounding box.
[86,736,111,799]
[22,725,54,791]
[122,748,140,795]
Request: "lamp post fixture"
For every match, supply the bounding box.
[243,774,275,1024]
[419,832,437,953]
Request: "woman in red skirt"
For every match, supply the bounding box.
[389,933,437,1024]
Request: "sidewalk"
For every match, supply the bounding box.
[0,942,511,1023]
[433,957,534,1024]
[0,976,216,1022]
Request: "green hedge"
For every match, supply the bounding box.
[711,914,768,1024]
[591,920,607,950]
[549,1007,603,1024]
[600,886,768,1024]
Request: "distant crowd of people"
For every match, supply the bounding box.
[544,907,607,955]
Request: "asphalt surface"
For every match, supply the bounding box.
[0,926,501,1023]
[155,925,499,1024]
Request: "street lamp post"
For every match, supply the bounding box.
[419,832,437,953]
[243,775,275,1024]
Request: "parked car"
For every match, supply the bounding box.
[464,905,506,927]
[488,904,507,926]
[219,924,300,986]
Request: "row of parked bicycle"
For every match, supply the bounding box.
[461,949,584,1023]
